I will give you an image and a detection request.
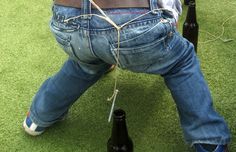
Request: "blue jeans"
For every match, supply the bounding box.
[29,1,231,146]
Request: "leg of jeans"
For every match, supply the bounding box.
[29,59,109,127]
[162,42,231,145]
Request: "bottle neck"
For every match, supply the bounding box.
[186,2,197,23]
[110,110,129,145]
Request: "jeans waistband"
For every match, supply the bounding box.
[77,0,160,16]
[54,0,150,9]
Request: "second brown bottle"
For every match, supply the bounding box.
[107,109,133,152]
[183,1,199,52]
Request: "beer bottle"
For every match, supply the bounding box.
[184,0,195,5]
[183,1,199,52]
[107,109,133,152]
[184,0,190,5]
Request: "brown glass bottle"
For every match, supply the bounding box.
[107,109,133,152]
[183,1,199,52]
[184,0,195,5]
[184,0,190,5]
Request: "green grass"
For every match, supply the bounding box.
[0,0,235,151]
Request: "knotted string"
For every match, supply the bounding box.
[199,15,235,44]
[64,0,173,122]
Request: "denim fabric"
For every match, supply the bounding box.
[29,2,231,146]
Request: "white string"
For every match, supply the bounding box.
[88,0,120,29]
[63,1,234,120]
[108,89,119,122]
[64,1,173,121]
[199,15,235,44]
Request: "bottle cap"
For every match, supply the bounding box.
[113,109,126,120]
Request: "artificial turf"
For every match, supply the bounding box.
[0,0,235,151]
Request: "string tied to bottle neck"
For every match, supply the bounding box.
[64,0,173,122]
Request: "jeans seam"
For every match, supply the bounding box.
[89,18,162,35]
[189,139,231,146]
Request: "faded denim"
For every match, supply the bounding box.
[29,1,231,146]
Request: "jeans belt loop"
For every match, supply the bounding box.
[81,0,92,20]
[149,0,159,14]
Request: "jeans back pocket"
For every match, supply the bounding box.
[50,24,79,61]
[110,35,170,71]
